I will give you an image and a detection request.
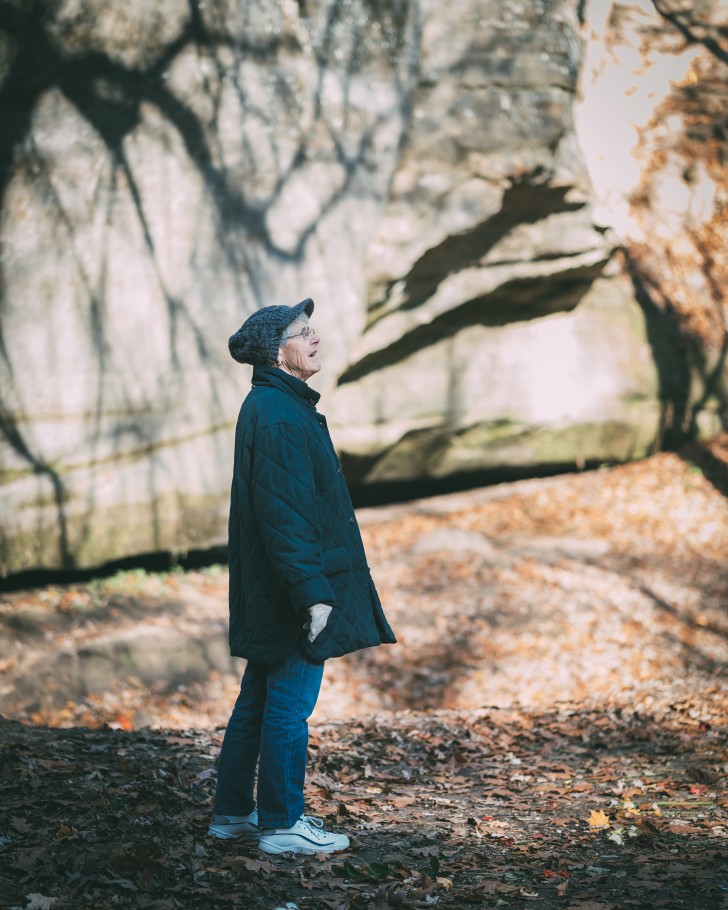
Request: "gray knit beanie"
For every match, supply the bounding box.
[228,298,315,365]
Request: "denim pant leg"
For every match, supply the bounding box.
[257,649,324,829]
[213,659,267,816]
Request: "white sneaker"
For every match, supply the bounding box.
[207,809,262,840]
[258,815,350,855]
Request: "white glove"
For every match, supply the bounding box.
[306,603,332,642]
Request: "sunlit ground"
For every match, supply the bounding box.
[1,438,725,732]
[1,439,726,910]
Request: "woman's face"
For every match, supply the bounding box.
[277,317,321,382]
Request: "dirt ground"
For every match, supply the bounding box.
[0,438,727,909]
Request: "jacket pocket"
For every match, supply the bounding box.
[301,549,353,661]
[299,603,348,662]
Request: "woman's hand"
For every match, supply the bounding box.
[306,603,333,641]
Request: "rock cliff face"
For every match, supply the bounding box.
[0,0,724,573]
[327,0,643,483]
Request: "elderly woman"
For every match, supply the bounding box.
[208,297,396,855]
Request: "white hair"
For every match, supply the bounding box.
[280,312,309,345]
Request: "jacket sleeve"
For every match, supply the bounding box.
[250,421,336,614]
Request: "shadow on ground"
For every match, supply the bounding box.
[1,688,725,910]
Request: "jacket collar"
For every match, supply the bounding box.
[251,365,321,408]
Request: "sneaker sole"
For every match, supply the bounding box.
[259,840,348,855]
[207,827,262,841]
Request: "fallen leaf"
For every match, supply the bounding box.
[587,809,610,828]
[25,896,57,910]
[607,827,624,845]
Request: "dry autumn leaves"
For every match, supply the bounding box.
[1,441,727,909]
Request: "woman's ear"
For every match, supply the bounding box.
[275,345,285,366]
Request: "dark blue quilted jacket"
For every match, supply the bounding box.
[228,365,397,665]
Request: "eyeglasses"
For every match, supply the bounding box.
[286,326,316,340]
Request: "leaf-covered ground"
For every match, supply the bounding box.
[2,444,727,731]
[1,689,726,909]
[1,438,727,909]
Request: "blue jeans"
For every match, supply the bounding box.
[213,648,324,828]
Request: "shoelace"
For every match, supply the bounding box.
[301,815,325,830]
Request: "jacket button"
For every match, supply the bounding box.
[349,516,355,524]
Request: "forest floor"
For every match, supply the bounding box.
[1,437,727,909]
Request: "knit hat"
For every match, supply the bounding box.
[228,298,315,365]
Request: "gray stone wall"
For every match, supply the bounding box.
[0,0,720,574]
